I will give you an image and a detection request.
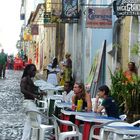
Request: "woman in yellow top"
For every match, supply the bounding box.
[123,62,137,82]
[72,82,92,112]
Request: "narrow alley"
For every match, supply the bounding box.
[0,70,25,140]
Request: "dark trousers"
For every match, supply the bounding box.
[0,64,6,78]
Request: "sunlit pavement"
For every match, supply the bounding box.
[0,70,25,140]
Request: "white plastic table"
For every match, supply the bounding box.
[61,109,97,116]
[75,115,119,140]
[103,125,140,140]
[55,102,72,109]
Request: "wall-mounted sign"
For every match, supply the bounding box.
[23,27,32,41]
[113,0,140,16]
[44,12,51,23]
[20,13,25,20]
[31,24,38,35]
[86,7,112,28]
[61,0,79,23]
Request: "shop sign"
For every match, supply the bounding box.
[86,7,112,28]
[114,0,140,16]
[20,13,25,20]
[31,24,38,35]
[61,0,79,23]
[44,12,51,23]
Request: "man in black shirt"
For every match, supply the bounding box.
[94,85,119,118]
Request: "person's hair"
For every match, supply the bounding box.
[65,81,71,86]
[22,64,36,78]
[98,85,110,95]
[52,58,58,69]
[65,53,71,57]
[75,82,86,100]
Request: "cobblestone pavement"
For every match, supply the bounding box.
[0,70,25,140]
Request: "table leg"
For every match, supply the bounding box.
[60,114,70,132]
[82,122,91,140]
[75,119,80,126]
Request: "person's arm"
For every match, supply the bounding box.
[72,95,76,105]
[85,93,92,112]
[94,95,105,113]
[20,78,38,99]
[71,95,76,110]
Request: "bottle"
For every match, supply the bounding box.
[76,99,83,111]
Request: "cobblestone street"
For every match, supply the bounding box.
[0,70,25,140]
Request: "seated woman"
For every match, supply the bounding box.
[72,82,92,112]
[20,64,43,100]
[94,85,119,118]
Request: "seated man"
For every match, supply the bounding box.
[62,81,74,103]
[94,85,119,118]
[54,81,74,117]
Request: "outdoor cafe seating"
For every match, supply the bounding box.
[32,79,140,140]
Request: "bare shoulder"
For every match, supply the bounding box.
[86,93,91,98]
[85,93,92,101]
[21,77,28,84]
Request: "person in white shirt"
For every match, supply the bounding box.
[62,81,74,103]
[46,58,60,86]
[54,81,74,117]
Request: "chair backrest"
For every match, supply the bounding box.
[52,114,80,140]
[89,120,129,140]
[119,114,127,121]
[131,120,140,126]
[26,110,54,127]
[35,99,48,113]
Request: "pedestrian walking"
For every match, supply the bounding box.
[0,49,7,79]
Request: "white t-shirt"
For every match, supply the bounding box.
[62,90,74,103]
[46,64,60,86]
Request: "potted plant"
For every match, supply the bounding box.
[109,69,140,122]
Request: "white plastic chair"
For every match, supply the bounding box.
[35,99,48,113]
[89,120,140,140]
[89,120,129,140]
[131,120,140,126]
[26,110,54,140]
[52,114,82,140]
[102,120,140,140]
[119,114,127,121]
